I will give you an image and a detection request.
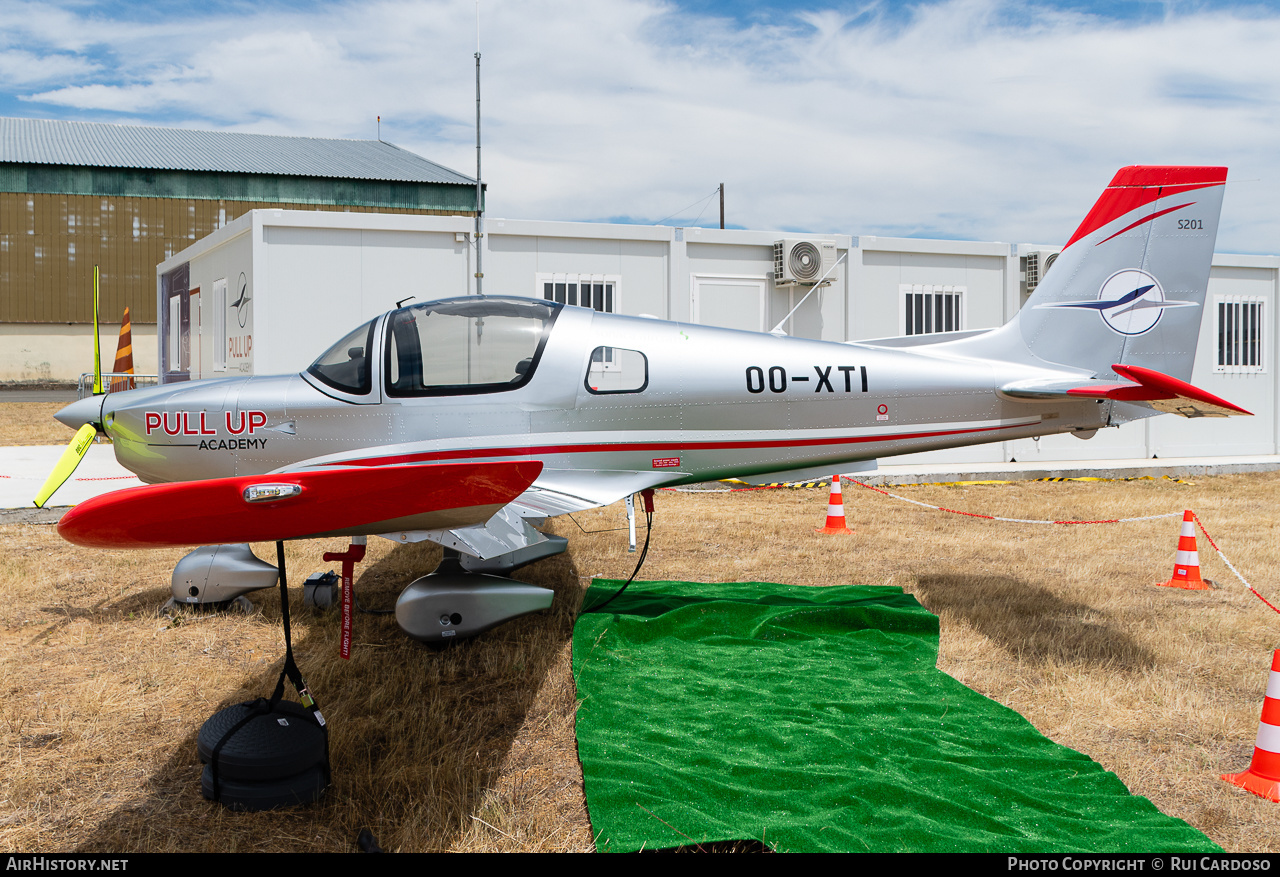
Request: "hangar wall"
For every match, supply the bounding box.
[0,117,484,383]
[0,321,158,384]
[157,209,1280,465]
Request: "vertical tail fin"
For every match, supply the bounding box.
[1015,166,1227,382]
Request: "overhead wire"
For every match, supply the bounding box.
[653,188,721,227]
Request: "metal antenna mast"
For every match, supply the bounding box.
[474,2,484,295]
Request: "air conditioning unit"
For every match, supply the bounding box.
[1024,249,1060,293]
[774,239,836,285]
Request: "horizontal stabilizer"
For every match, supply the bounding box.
[1000,364,1251,418]
[58,460,542,549]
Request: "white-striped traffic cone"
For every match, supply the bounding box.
[1222,650,1280,802]
[1158,510,1210,590]
[815,475,853,535]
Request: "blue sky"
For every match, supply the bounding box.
[2,0,1278,251]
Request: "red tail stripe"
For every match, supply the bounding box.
[1093,202,1194,247]
[1064,166,1226,249]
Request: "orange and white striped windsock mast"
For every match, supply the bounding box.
[1222,650,1280,802]
[1158,509,1209,590]
[815,475,854,536]
[109,306,136,393]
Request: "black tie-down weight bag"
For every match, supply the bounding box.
[198,697,329,810]
[197,542,331,811]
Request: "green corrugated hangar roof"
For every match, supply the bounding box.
[0,117,476,186]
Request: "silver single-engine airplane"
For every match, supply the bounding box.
[43,166,1249,641]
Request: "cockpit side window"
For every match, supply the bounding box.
[385,297,560,397]
[585,347,648,394]
[307,319,376,395]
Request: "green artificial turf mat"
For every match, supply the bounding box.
[573,580,1218,853]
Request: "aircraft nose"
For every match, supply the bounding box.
[54,395,105,431]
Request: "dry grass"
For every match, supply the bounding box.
[1,403,73,446]
[3,474,1280,852]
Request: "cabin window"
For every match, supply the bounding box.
[900,284,964,336]
[385,297,559,396]
[307,319,376,395]
[1215,296,1266,373]
[539,273,618,313]
[585,347,647,394]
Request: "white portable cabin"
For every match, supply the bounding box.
[157,210,1279,465]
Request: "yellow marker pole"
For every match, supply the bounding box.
[92,266,103,395]
[34,423,98,508]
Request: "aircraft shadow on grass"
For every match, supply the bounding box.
[68,543,584,853]
[910,573,1156,670]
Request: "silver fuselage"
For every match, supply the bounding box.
[89,303,1105,488]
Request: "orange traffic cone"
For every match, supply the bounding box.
[109,307,136,393]
[1222,650,1280,802]
[815,475,854,535]
[1158,509,1210,589]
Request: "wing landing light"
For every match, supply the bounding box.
[1000,364,1252,419]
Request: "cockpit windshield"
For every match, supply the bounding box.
[307,319,376,395]
[384,297,560,396]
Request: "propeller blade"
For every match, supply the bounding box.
[34,423,99,509]
[92,266,103,396]
[39,269,108,508]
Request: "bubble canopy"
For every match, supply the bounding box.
[307,319,377,395]
[307,297,562,397]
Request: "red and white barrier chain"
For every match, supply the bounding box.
[1189,512,1280,615]
[673,476,1278,613]
[840,479,1279,616]
[845,478,1184,525]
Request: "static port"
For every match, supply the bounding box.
[188,585,200,597]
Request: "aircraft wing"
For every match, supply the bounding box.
[506,467,679,518]
[999,364,1252,418]
[381,467,677,564]
[57,460,543,549]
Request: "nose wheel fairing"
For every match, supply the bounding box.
[170,544,280,607]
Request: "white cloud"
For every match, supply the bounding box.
[4,0,1278,251]
[0,50,96,87]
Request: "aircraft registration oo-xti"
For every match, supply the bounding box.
[43,166,1250,642]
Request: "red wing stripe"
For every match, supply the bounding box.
[320,422,1036,469]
